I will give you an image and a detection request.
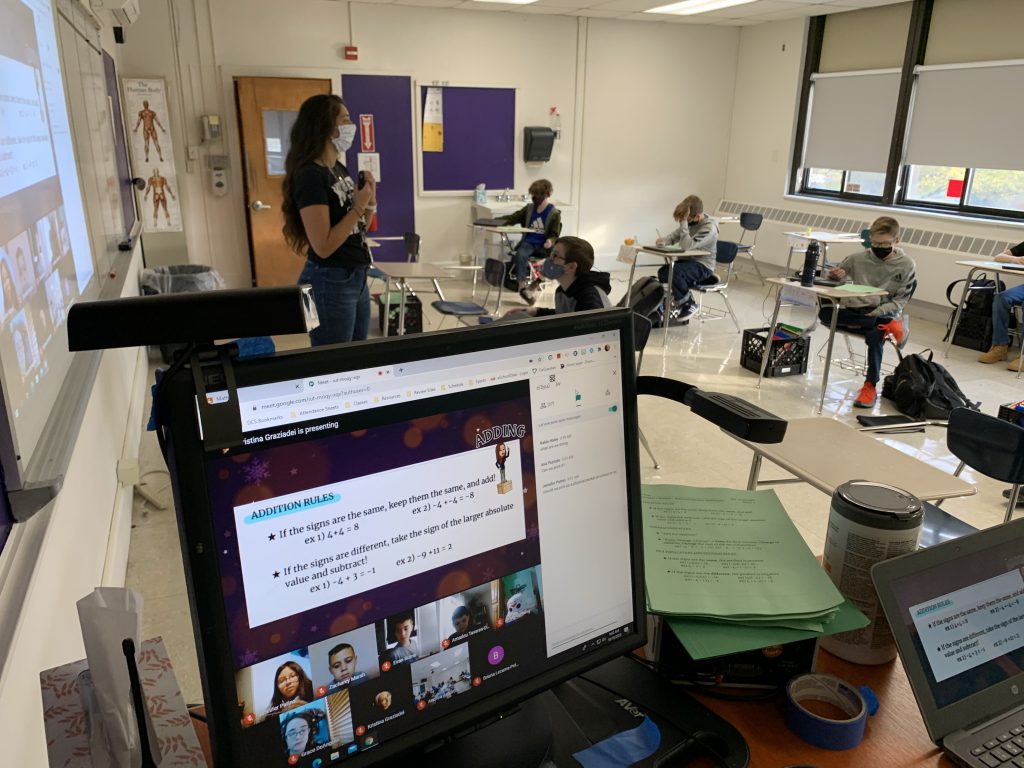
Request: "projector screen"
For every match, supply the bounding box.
[0,0,94,470]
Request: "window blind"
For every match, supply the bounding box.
[802,70,901,174]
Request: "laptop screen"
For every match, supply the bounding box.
[887,536,1024,711]
[163,311,643,767]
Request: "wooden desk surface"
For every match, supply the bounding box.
[374,262,454,279]
[695,646,953,767]
[731,417,976,502]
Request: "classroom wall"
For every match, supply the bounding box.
[120,0,741,283]
[723,17,1024,313]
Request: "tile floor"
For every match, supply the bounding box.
[126,262,1021,706]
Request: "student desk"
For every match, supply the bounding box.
[374,262,454,336]
[944,260,1024,361]
[623,246,710,348]
[784,230,864,276]
[759,278,889,414]
[728,416,976,503]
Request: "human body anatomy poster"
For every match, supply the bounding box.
[122,77,182,232]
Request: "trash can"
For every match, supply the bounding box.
[140,265,225,362]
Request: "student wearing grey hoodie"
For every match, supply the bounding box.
[819,216,916,409]
[655,195,718,320]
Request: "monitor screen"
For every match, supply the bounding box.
[162,311,644,767]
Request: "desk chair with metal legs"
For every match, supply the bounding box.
[946,406,1024,523]
[692,241,741,332]
[432,257,505,328]
[734,212,765,284]
[633,313,659,469]
[818,279,916,379]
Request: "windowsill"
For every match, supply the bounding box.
[784,192,1024,231]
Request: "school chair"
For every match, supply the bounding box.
[633,312,659,469]
[431,258,505,328]
[818,279,916,378]
[692,241,741,332]
[945,407,1024,523]
[734,212,765,284]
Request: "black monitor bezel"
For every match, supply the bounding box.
[159,309,646,766]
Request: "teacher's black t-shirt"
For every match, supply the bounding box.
[291,161,370,268]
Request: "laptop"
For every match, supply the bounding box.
[873,517,1024,768]
[643,244,683,254]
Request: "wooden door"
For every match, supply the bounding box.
[235,77,332,286]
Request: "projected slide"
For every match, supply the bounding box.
[0,0,93,465]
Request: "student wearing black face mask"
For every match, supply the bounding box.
[502,236,612,318]
[500,179,562,306]
[820,216,916,409]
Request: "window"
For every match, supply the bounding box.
[904,166,966,206]
[791,1,1024,223]
[967,169,1024,214]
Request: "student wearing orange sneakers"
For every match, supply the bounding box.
[818,216,916,408]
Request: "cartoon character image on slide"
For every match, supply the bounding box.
[494,441,512,495]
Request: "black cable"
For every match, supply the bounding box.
[188,708,208,723]
[152,342,197,460]
[629,655,781,702]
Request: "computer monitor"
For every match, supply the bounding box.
[159,309,645,767]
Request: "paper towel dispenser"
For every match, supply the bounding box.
[524,126,555,163]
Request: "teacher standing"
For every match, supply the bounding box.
[282,94,376,345]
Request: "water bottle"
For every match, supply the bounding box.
[800,240,820,286]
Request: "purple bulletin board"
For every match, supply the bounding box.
[341,74,416,263]
[420,86,514,192]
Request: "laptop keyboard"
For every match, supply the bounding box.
[968,723,1024,766]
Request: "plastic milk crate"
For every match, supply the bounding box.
[740,326,810,378]
[375,291,423,336]
[998,401,1024,427]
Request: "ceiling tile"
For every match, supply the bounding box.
[588,0,665,13]
[569,8,630,16]
[393,0,462,7]
[532,0,595,8]
[517,4,579,11]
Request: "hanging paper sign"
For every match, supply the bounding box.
[422,87,443,153]
[359,114,375,152]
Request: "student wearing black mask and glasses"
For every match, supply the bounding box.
[819,216,917,409]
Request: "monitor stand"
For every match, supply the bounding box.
[386,655,750,767]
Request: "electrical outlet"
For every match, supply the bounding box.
[188,146,199,161]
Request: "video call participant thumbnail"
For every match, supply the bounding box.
[308,625,377,695]
[350,663,413,740]
[378,607,440,668]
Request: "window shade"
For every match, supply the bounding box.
[803,71,901,174]
[905,63,1024,172]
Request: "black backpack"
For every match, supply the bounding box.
[617,276,665,324]
[943,274,1007,351]
[881,348,979,420]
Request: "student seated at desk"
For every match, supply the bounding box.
[654,195,718,321]
[500,179,561,306]
[503,236,612,319]
[977,240,1024,369]
[820,215,916,409]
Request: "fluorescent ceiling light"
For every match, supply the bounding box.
[645,0,756,15]
[471,0,539,4]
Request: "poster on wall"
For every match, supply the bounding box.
[422,87,443,153]
[121,77,182,232]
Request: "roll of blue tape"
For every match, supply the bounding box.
[784,673,868,751]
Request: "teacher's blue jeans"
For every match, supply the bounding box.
[298,261,370,346]
[992,284,1024,346]
[819,306,895,385]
